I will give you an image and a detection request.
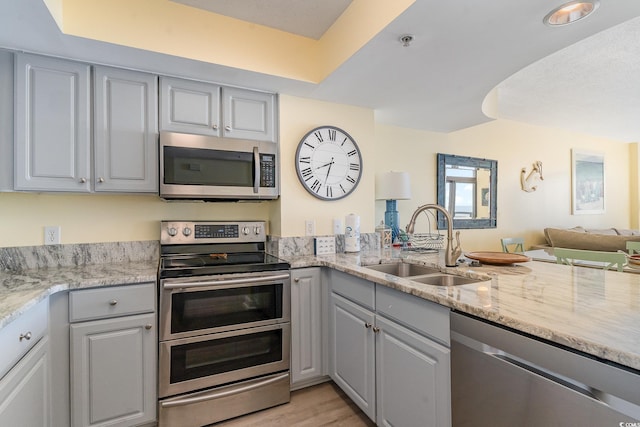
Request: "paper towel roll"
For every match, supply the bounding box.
[344,214,360,252]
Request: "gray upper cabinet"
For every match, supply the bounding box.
[159,76,221,136]
[14,53,158,194]
[221,87,275,142]
[160,76,276,142]
[14,53,91,192]
[93,66,158,192]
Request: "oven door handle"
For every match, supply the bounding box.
[163,273,290,290]
[160,373,290,408]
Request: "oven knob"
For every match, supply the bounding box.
[242,227,250,235]
[254,226,261,235]
[182,227,192,237]
[167,227,178,237]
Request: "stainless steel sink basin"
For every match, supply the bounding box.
[364,263,440,277]
[410,274,479,286]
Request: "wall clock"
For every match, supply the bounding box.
[295,126,363,200]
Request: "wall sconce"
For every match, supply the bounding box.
[375,171,411,241]
[521,161,544,192]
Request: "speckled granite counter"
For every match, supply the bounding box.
[283,249,640,372]
[0,241,158,329]
[2,242,639,373]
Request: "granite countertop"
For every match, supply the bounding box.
[283,249,640,371]
[0,260,158,329]
[2,245,639,372]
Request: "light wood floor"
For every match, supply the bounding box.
[214,381,376,427]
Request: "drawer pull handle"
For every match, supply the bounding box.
[109,299,118,306]
[364,323,372,329]
[145,324,153,330]
[19,332,32,341]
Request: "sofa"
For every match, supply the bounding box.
[543,227,640,252]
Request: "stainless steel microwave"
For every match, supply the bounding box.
[159,131,279,201]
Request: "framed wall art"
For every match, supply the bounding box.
[571,149,605,215]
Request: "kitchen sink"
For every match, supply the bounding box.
[410,274,479,286]
[364,262,440,277]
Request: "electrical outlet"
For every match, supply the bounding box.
[333,218,343,235]
[305,220,316,236]
[44,226,61,245]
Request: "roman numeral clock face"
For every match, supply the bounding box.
[295,126,363,200]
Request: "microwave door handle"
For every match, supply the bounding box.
[253,146,260,193]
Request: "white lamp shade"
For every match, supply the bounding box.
[375,171,411,200]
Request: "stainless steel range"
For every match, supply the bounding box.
[157,221,291,427]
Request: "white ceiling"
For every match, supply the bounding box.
[1,0,640,142]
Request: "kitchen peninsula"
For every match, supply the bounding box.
[1,243,639,425]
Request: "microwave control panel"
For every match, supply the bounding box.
[260,154,276,187]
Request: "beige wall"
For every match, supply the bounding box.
[0,95,634,249]
[0,193,272,247]
[276,95,376,237]
[375,119,632,252]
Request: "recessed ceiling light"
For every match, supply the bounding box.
[544,1,599,26]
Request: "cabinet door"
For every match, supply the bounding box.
[70,313,156,427]
[329,292,375,421]
[0,336,50,427]
[14,53,91,191]
[159,76,220,136]
[222,87,275,142]
[375,315,451,427]
[94,66,158,192]
[291,268,323,388]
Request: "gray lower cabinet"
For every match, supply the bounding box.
[0,297,50,426]
[93,66,158,192]
[330,292,376,419]
[69,283,157,427]
[290,267,326,389]
[0,336,50,426]
[328,269,451,426]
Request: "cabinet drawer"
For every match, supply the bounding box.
[69,283,155,323]
[329,269,374,310]
[376,284,450,346]
[0,298,48,379]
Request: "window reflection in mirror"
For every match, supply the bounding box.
[437,153,497,229]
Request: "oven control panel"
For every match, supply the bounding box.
[161,221,266,244]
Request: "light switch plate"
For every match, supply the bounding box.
[314,236,336,255]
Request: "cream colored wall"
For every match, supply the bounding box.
[0,193,272,247]
[1,95,632,249]
[275,95,376,237]
[375,119,631,252]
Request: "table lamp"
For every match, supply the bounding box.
[375,171,412,241]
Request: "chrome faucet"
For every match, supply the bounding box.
[406,204,461,267]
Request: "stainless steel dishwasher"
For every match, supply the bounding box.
[451,311,640,426]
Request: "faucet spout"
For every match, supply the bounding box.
[406,204,461,267]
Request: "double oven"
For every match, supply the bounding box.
[157,221,291,427]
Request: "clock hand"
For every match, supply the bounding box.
[316,160,333,170]
[325,158,334,183]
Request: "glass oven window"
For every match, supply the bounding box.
[171,284,283,334]
[164,146,254,187]
[170,329,283,384]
